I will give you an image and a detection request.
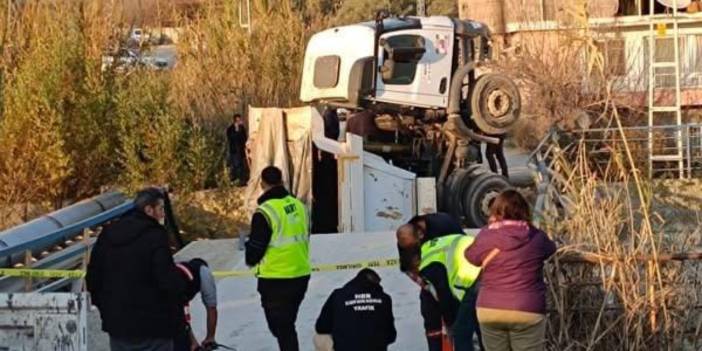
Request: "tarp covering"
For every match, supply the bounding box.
[244,107,314,216]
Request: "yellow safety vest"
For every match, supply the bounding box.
[419,234,481,301]
[256,195,311,278]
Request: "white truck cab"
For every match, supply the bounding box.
[301,16,494,115]
[295,14,524,228]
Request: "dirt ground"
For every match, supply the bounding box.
[172,187,250,241]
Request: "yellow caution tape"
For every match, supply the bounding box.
[212,258,400,278]
[0,258,400,279]
[0,268,86,279]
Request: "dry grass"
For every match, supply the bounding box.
[509,6,702,348]
[534,102,702,350]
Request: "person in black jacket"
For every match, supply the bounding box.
[226,113,248,186]
[245,166,310,351]
[86,188,186,351]
[314,268,396,351]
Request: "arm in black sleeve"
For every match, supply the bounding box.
[421,263,459,326]
[245,212,272,266]
[151,229,186,302]
[384,293,397,345]
[85,236,104,307]
[315,291,335,334]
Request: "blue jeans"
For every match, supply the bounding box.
[452,284,484,351]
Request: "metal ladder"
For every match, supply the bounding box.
[239,0,252,34]
[647,0,685,178]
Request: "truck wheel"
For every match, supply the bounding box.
[441,169,468,219]
[470,73,521,135]
[439,166,483,223]
[462,173,511,228]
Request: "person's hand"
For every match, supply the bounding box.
[201,338,217,350]
[190,341,201,351]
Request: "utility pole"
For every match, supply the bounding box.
[417,0,426,16]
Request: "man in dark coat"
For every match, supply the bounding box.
[314,268,397,351]
[86,188,186,351]
[226,113,248,185]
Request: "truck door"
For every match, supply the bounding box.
[375,28,453,109]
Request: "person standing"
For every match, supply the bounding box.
[245,166,311,351]
[465,190,557,351]
[173,258,218,351]
[86,188,185,351]
[226,113,248,186]
[314,268,396,351]
[485,134,508,178]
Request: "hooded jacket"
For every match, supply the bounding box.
[465,221,557,313]
[86,210,186,338]
[315,273,396,351]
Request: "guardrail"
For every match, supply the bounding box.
[0,201,134,292]
[0,201,134,260]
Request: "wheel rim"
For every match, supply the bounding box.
[487,89,511,118]
[479,189,501,220]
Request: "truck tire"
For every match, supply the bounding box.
[470,73,521,135]
[462,172,511,227]
[440,166,483,223]
[441,169,468,219]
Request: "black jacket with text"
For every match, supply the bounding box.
[315,274,397,351]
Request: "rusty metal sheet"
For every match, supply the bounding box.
[0,293,87,351]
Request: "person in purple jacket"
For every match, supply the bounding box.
[465,190,557,351]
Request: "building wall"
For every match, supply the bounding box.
[459,0,702,106]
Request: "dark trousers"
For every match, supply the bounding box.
[258,276,310,351]
[486,140,508,178]
[452,285,484,351]
[110,336,173,351]
[420,289,443,351]
[228,151,247,184]
[173,326,191,351]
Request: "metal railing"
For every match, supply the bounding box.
[527,123,702,225]
[0,202,134,292]
[571,124,702,177]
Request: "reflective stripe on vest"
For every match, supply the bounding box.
[419,234,481,301]
[256,196,311,278]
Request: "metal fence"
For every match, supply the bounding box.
[544,124,702,178]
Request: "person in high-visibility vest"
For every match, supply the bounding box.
[419,232,483,351]
[397,213,484,351]
[245,166,311,351]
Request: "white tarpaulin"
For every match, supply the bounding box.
[244,107,315,216]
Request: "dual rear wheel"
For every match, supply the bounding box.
[442,169,510,228]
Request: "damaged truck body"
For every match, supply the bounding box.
[247,14,525,232]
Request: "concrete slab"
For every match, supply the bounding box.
[186,232,433,351]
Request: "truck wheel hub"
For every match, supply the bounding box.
[480,190,500,217]
[487,90,510,117]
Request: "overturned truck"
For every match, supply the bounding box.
[247,14,524,232]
